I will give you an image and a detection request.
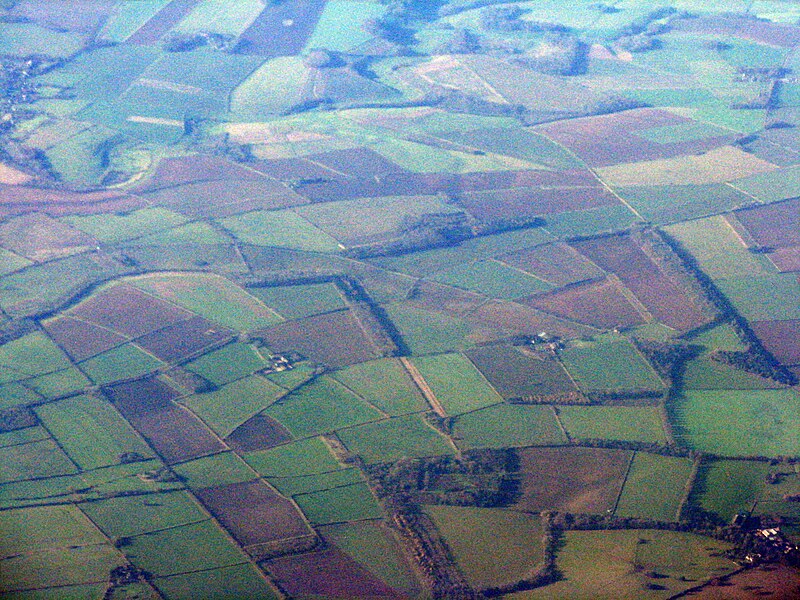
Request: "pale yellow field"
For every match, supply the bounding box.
[597,145,777,187]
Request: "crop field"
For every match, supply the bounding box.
[735,197,800,249]
[184,342,269,386]
[195,480,312,547]
[0,439,77,484]
[425,506,544,590]
[173,0,264,38]
[681,356,783,390]
[331,358,427,416]
[524,530,736,600]
[0,332,72,382]
[615,183,752,224]
[500,242,605,287]
[135,315,235,363]
[131,273,283,331]
[153,563,279,600]
[559,338,664,393]
[80,490,207,539]
[79,343,164,386]
[256,309,381,368]
[121,519,249,577]
[542,204,640,240]
[515,447,632,514]
[221,209,340,252]
[35,393,154,470]
[523,277,645,330]
[411,353,503,415]
[453,403,565,449]
[266,545,401,599]
[672,389,800,456]
[431,259,552,301]
[664,215,775,279]
[118,401,225,465]
[242,436,342,479]
[338,414,454,464]
[751,320,800,365]
[183,375,285,438]
[558,406,668,444]
[264,376,383,439]
[248,282,346,320]
[0,212,97,262]
[320,520,421,596]
[225,414,293,453]
[269,467,365,498]
[614,453,694,522]
[234,0,326,56]
[465,344,580,402]
[293,481,382,525]
[170,452,256,490]
[717,274,800,321]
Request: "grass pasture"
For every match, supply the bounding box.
[170,452,256,490]
[184,343,270,387]
[559,339,664,394]
[331,358,427,416]
[98,0,172,42]
[248,282,346,320]
[35,393,154,470]
[432,259,552,301]
[0,332,72,382]
[268,467,364,498]
[131,273,282,331]
[523,530,735,600]
[230,57,313,118]
[80,491,207,539]
[0,439,77,483]
[221,209,341,252]
[382,302,472,355]
[614,453,695,522]
[79,343,164,386]
[693,460,772,522]
[425,506,544,590]
[182,375,285,438]
[243,436,342,478]
[0,504,104,557]
[122,519,249,577]
[293,481,382,525]
[671,389,800,456]
[716,274,800,321]
[264,376,383,438]
[303,0,387,52]
[337,414,454,464]
[558,405,667,445]
[153,563,279,600]
[453,403,566,449]
[411,353,504,416]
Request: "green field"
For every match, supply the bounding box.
[338,414,454,464]
[558,406,668,444]
[331,358,428,415]
[732,164,800,203]
[79,343,164,386]
[559,338,664,393]
[672,389,800,456]
[26,367,92,399]
[133,222,231,246]
[263,377,383,438]
[243,436,342,478]
[80,490,207,539]
[383,303,471,355]
[0,248,32,276]
[131,273,283,331]
[0,23,85,58]
[173,0,264,37]
[230,57,312,118]
[0,504,106,556]
[616,184,752,224]
[249,282,346,320]
[693,459,773,522]
[412,353,504,416]
[542,205,640,240]
[121,520,249,577]
[320,521,421,596]
[293,481,382,525]
[268,467,365,497]
[97,0,171,42]
[614,453,694,522]
[682,357,783,390]
[522,530,736,600]
[431,259,553,300]
[35,394,154,470]
[153,563,279,600]
[185,343,270,387]
[716,274,800,321]
[425,506,544,590]
[170,452,256,490]
[183,375,285,437]
[221,209,341,252]
[304,0,388,52]
[453,403,566,449]
[0,382,41,410]
[0,332,72,383]
[664,216,775,279]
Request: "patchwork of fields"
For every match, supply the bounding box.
[1,0,799,598]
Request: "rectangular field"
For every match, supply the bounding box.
[558,338,664,393]
[337,414,454,464]
[453,403,566,449]
[614,452,695,522]
[558,405,668,444]
[411,353,504,416]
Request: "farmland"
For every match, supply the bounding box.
[1,0,800,597]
